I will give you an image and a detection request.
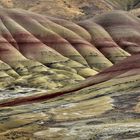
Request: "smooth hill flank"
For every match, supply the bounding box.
[0,8,138,92]
[93,11,140,54]
[0,8,140,139]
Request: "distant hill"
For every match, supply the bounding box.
[0,0,140,20]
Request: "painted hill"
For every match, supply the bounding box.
[0,7,139,140]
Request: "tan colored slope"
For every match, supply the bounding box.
[0,0,139,20]
[0,55,140,139]
[129,8,140,17]
[6,9,113,71]
[0,10,138,111]
[78,20,130,64]
[1,52,139,106]
[0,8,139,140]
[0,8,139,90]
[93,11,140,54]
[0,7,100,89]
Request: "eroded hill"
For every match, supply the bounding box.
[0,7,139,140]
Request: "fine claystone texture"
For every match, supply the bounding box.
[0,7,139,140]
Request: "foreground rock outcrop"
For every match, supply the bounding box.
[0,7,139,139]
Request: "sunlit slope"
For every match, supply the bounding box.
[0,0,140,20]
[0,8,139,90]
[93,11,140,54]
[0,8,138,103]
[0,7,139,140]
[0,52,140,139]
